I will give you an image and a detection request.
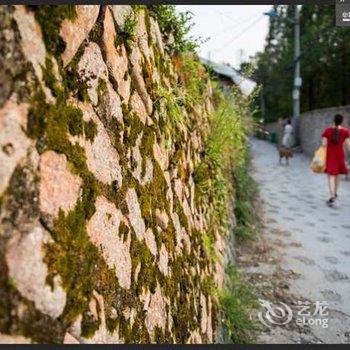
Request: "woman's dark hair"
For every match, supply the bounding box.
[331,114,344,144]
[287,119,292,125]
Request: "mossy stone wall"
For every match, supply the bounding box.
[0,5,231,344]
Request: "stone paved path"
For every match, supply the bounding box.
[250,138,350,344]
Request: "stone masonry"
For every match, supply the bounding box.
[0,5,231,344]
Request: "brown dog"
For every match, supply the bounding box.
[279,147,293,165]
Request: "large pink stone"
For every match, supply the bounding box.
[60,5,100,67]
[187,331,202,344]
[158,244,169,276]
[206,297,213,342]
[173,179,183,201]
[13,5,53,103]
[105,82,123,123]
[144,283,167,339]
[149,16,164,55]
[63,333,80,344]
[102,7,131,102]
[130,135,153,185]
[39,151,82,218]
[5,225,66,319]
[200,293,207,334]
[0,98,31,195]
[87,196,132,289]
[153,142,169,171]
[125,188,145,241]
[72,102,123,186]
[77,42,109,106]
[144,228,157,256]
[135,10,153,63]
[0,334,31,344]
[13,6,46,83]
[129,91,148,125]
[129,46,153,115]
[155,209,169,231]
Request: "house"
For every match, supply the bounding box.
[200,57,257,97]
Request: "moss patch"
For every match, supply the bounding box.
[33,5,77,56]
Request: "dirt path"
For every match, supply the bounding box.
[240,138,350,344]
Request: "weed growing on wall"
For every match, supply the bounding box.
[148,5,206,54]
[219,264,259,344]
[193,82,260,342]
[232,151,259,241]
[194,84,256,236]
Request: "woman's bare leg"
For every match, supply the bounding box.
[335,175,340,197]
[328,175,336,199]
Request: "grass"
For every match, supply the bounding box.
[219,264,260,344]
[232,150,259,242]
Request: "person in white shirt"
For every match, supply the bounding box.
[282,119,294,149]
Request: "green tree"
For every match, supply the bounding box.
[253,5,350,123]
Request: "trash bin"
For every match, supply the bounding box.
[270,132,277,144]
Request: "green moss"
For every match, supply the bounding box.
[42,53,90,106]
[119,221,129,242]
[84,120,98,142]
[132,5,147,12]
[34,5,77,56]
[123,106,144,148]
[153,325,167,343]
[27,86,96,158]
[97,78,107,97]
[89,21,103,43]
[67,107,84,136]
[81,309,101,338]
[144,12,153,48]
[61,45,91,103]
[142,60,159,101]
[129,232,157,295]
[41,56,61,98]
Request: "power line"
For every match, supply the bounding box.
[210,11,265,38]
[215,15,264,53]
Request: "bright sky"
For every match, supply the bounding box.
[176,5,272,69]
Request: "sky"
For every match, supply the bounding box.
[176,5,272,70]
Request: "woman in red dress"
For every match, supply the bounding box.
[321,114,350,206]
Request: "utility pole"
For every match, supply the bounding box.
[264,6,302,145]
[293,5,301,145]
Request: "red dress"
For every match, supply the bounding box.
[322,127,350,175]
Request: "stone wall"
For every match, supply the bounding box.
[299,106,350,157]
[0,5,231,344]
